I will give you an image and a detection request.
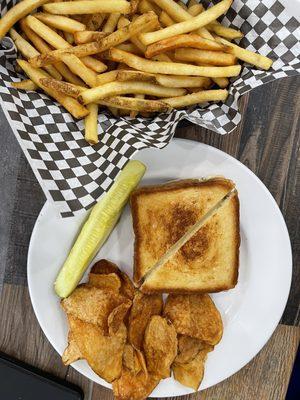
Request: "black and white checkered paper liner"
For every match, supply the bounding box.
[0,0,299,217]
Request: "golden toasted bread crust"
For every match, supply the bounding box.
[130,178,240,293]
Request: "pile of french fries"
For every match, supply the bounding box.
[0,0,273,145]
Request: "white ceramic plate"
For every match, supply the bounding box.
[27,139,292,397]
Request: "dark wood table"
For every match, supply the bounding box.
[0,76,299,399]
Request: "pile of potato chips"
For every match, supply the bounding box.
[62,259,223,399]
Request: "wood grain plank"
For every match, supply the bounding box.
[91,383,114,400]
[0,117,22,288]
[0,283,67,378]
[4,155,45,286]
[278,91,300,326]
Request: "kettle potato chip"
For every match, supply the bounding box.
[91,259,123,275]
[128,291,163,349]
[108,300,132,335]
[122,344,149,379]
[68,315,127,382]
[143,315,177,378]
[60,260,224,396]
[113,369,160,400]
[62,329,82,365]
[173,344,214,390]
[89,272,121,292]
[91,259,136,300]
[61,285,127,332]
[164,294,223,345]
[175,335,205,364]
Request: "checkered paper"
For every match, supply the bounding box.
[0,1,299,217]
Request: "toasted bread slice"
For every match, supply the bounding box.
[130,178,240,293]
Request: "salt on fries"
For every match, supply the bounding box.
[1,0,273,145]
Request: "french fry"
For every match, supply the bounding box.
[116,70,156,83]
[17,59,89,119]
[130,0,140,14]
[156,75,212,88]
[29,12,158,67]
[78,81,186,104]
[117,16,172,62]
[138,0,161,15]
[10,28,62,80]
[81,56,107,73]
[152,53,172,62]
[10,27,40,57]
[218,37,273,70]
[98,96,170,113]
[159,11,175,28]
[25,16,107,73]
[178,1,188,11]
[140,0,232,45]
[43,1,131,15]
[85,104,99,145]
[175,48,236,66]
[103,13,121,33]
[97,70,118,85]
[188,3,204,16]
[130,93,144,117]
[106,48,241,77]
[163,88,228,107]
[145,34,229,58]
[35,13,87,33]
[20,19,84,85]
[152,0,192,22]
[212,77,229,88]
[81,13,105,31]
[60,53,99,87]
[117,16,147,53]
[117,15,130,29]
[186,1,215,41]
[153,0,213,40]
[40,77,85,98]
[63,31,74,45]
[0,0,49,40]
[11,79,39,91]
[74,31,108,44]
[116,43,143,55]
[207,22,243,40]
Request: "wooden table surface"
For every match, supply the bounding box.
[0,76,299,400]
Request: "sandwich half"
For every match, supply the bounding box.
[130,178,240,294]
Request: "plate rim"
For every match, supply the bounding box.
[27,138,293,396]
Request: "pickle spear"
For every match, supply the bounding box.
[55,160,146,298]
